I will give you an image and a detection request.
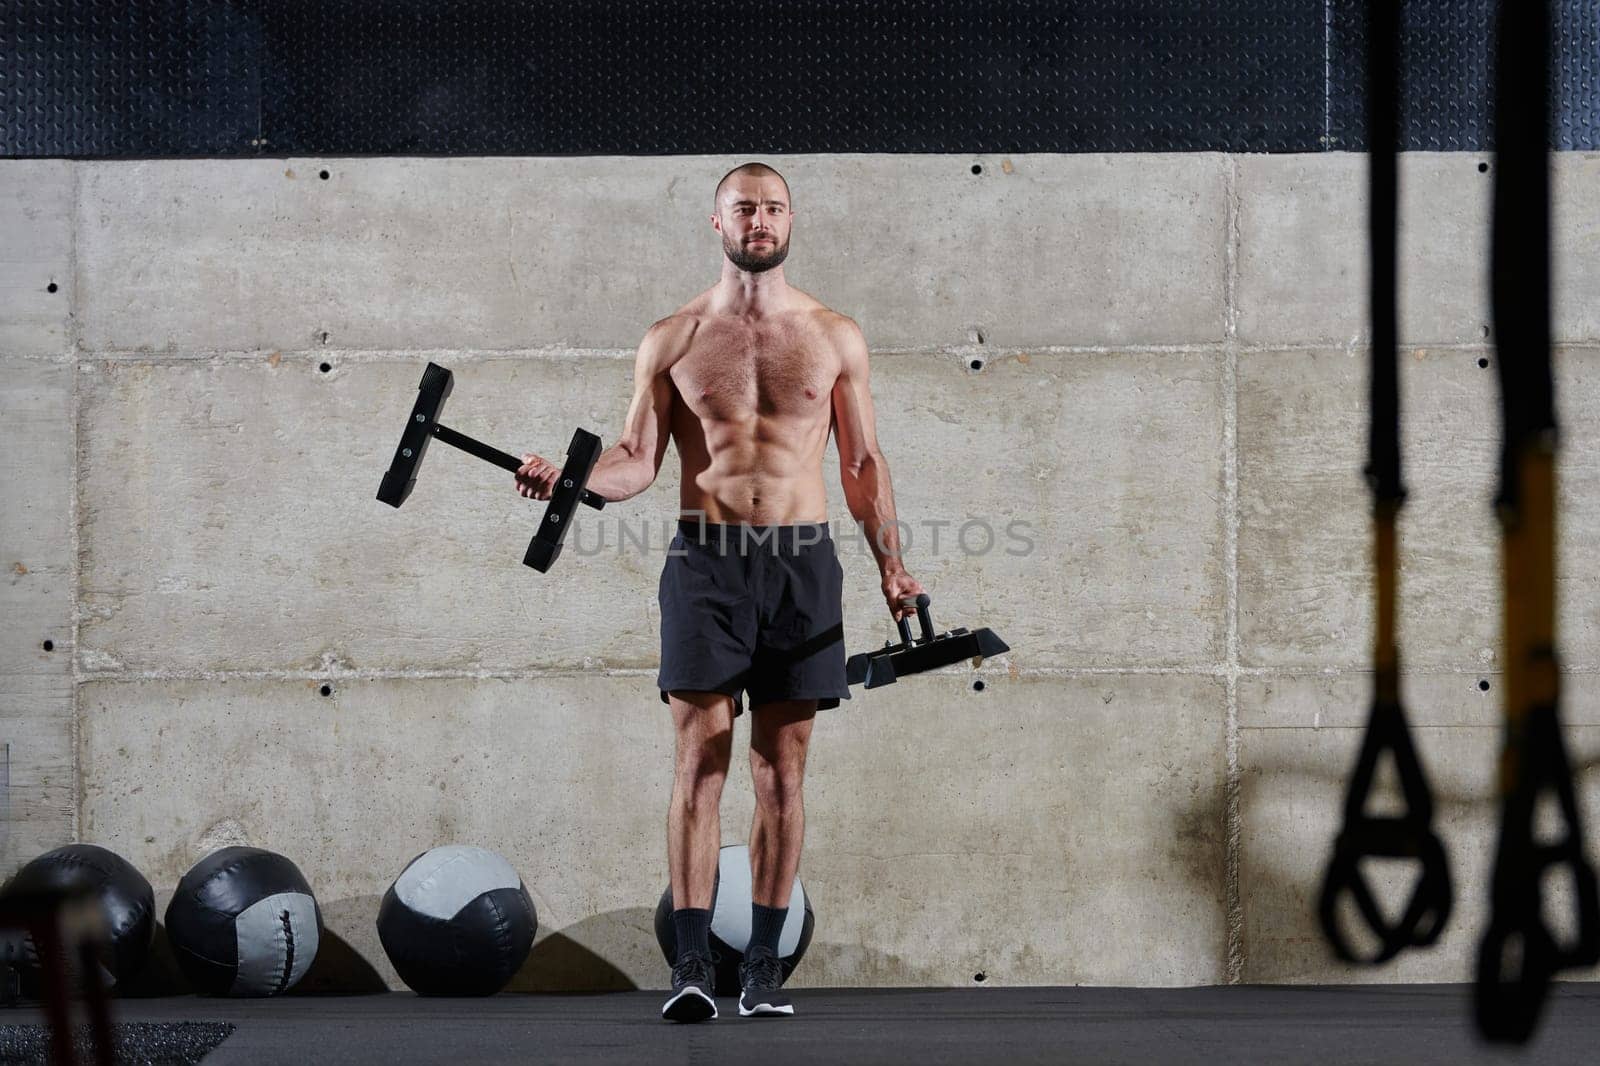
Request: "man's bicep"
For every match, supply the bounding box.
[642,363,676,467]
[620,325,677,468]
[831,322,881,474]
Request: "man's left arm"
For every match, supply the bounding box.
[830,316,924,620]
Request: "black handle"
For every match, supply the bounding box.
[894,593,933,645]
[430,423,605,510]
[1319,825,1452,964]
[1318,700,1453,963]
[1318,0,1454,969]
[1473,0,1595,1046]
[1475,704,1600,1041]
[1476,862,1598,1044]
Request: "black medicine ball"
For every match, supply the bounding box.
[165,847,322,996]
[0,843,156,993]
[377,845,537,995]
[653,844,814,996]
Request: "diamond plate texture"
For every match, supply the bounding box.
[0,2,1594,157]
[1,3,263,155]
[0,1,1321,155]
[1329,0,1600,151]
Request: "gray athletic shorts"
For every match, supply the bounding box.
[657,519,851,717]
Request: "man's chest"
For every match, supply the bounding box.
[674,327,838,419]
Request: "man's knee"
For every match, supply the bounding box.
[675,776,727,821]
[750,754,806,816]
[675,740,730,795]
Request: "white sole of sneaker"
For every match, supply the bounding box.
[662,987,717,1022]
[739,1002,795,1017]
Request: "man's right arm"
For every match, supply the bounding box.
[516,320,677,502]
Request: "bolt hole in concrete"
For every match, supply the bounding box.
[41,639,54,652]
[972,679,986,692]
[320,684,333,697]
[319,169,330,180]
[973,972,987,983]
[1480,679,1491,692]
[1478,161,1489,173]
[46,281,57,293]
[1478,357,1490,369]
[320,362,332,373]
[971,163,982,175]
[969,358,985,371]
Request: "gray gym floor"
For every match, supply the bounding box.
[5,984,1599,1064]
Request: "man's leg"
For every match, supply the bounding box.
[662,690,735,1023]
[668,690,736,911]
[738,698,815,1017]
[748,698,817,909]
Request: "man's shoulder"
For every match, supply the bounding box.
[640,311,703,359]
[797,302,861,344]
[809,308,864,360]
[646,311,697,334]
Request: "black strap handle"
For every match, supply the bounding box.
[1473,0,1600,1043]
[1475,702,1600,1041]
[1318,700,1453,962]
[1318,0,1453,967]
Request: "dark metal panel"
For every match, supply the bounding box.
[0,3,263,156]
[253,0,1325,155]
[1,1,1594,157]
[1555,0,1600,149]
[1328,0,1494,151]
[1328,0,1600,151]
[2,0,1322,157]
[254,1,541,155]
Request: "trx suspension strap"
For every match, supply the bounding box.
[1474,0,1600,1043]
[1318,0,1452,964]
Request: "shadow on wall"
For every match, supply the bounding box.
[296,894,390,994]
[506,908,649,992]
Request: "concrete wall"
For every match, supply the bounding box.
[2,152,1598,990]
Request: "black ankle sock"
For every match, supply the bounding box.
[749,903,788,957]
[672,907,712,961]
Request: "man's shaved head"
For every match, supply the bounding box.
[712,162,794,274]
[714,162,790,211]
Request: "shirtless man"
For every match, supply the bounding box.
[514,162,923,1022]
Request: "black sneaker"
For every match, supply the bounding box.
[661,952,717,1023]
[737,947,793,1017]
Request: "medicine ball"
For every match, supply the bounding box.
[653,844,815,995]
[376,845,537,995]
[165,847,322,996]
[0,844,156,993]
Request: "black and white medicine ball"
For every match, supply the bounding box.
[653,844,815,995]
[0,843,156,992]
[165,846,322,996]
[376,845,537,995]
